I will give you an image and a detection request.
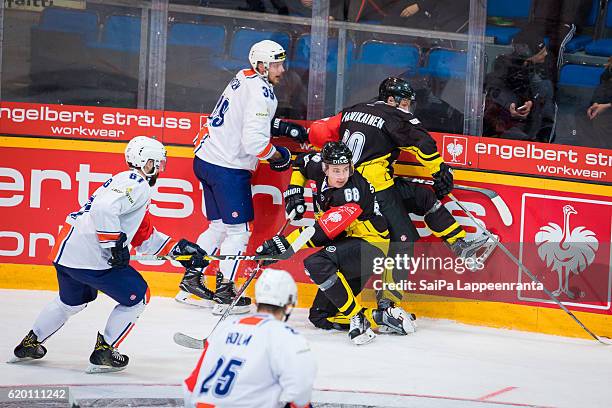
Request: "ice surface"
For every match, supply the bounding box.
[2,289,611,408]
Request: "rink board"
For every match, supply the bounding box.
[1,136,612,340]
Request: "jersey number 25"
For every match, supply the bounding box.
[200,357,244,398]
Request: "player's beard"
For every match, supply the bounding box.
[148,174,158,187]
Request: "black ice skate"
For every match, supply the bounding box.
[8,330,47,363]
[212,272,251,316]
[373,306,417,335]
[448,233,498,272]
[86,332,129,374]
[175,268,215,308]
[348,310,376,345]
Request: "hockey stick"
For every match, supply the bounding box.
[174,223,315,350]
[132,253,296,262]
[448,193,611,345]
[405,177,513,226]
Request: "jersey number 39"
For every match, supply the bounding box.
[200,357,244,398]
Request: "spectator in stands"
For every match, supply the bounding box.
[380,0,469,33]
[578,58,612,149]
[483,28,556,142]
[531,0,592,71]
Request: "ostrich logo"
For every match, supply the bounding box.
[446,138,464,163]
[327,212,343,223]
[534,204,599,298]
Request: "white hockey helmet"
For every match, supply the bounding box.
[248,40,286,78]
[125,136,167,177]
[255,268,297,308]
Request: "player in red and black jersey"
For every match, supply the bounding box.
[256,142,416,345]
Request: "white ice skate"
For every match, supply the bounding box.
[349,311,376,345]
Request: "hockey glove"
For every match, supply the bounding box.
[108,232,130,268]
[256,235,290,266]
[432,162,454,199]
[271,118,309,143]
[172,239,209,269]
[269,145,292,172]
[283,184,306,220]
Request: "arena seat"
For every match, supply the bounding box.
[584,1,612,56]
[486,0,531,44]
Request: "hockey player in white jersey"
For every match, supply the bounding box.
[10,136,209,373]
[178,39,306,315]
[183,268,316,408]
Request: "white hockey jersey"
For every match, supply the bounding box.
[49,170,176,270]
[194,68,279,171]
[183,313,316,408]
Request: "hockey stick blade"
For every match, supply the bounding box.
[173,332,204,349]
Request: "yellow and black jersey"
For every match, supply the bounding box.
[309,101,444,191]
[288,152,389,247]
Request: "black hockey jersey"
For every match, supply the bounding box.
[309,101,444,191]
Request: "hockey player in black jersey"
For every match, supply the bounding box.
[256,142,417,345]
[306,77,496,303]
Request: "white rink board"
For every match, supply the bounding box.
[2,289,611,408]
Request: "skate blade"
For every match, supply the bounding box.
[467,235,498,272]
[350,328,376,345]
[212,303,251,316]
[85,363,126,374]
[175,291,215,308]
[6,356,41,364]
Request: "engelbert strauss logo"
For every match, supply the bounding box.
[443,136,467,165]
[535,204,598,298]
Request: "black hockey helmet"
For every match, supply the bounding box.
[321,141,353,166]
[378,77,416,105]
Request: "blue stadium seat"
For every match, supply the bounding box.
[486,0,531,44]
[229,28,290,60]
[487,0,532,18]
[559,64,605,88]
[358,41,420,68]
[292,34,354,72]
[420,49,467,79]
[97,15,141,52]
[485,26,521,45]
[584,1,612,56]
[565,0,599,53]
[212,28,291,72]
[37,7,99,42]
[168,23,226,54]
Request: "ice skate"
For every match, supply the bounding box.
[8,330,47,363]
[348,311,376,345]
[449,233,498,272]
[86,332,129,374]
[374,306,417,335]
[175,268,215,308]
[212,272,251,316]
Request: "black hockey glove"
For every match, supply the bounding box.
[283,184,306,220]
[269,145,292,172]
[256,235,290,266]
[432,163,454,199]
[172,239,209,269]
[271,118,309,143]
[108,232,130,268]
